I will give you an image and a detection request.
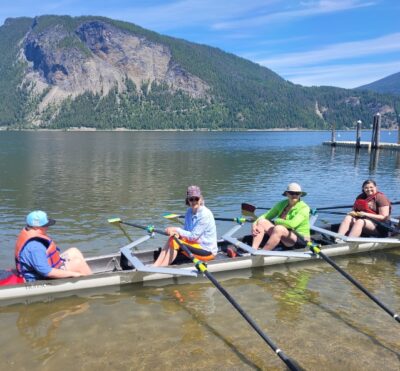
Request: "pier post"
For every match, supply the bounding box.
[331,123,336,145]
[375,113,381,148]
[356,120,361,148]
[371,113,381,149]
[398,114,400,144]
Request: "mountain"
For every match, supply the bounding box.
[357,72,400,96]
[0,15,399,130]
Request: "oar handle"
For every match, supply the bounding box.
[215,217,253,223]
[308,244,400,323]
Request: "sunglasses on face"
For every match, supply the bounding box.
[287,191,301,196]
[188,197,200,202]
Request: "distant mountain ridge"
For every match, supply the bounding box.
[0,15,399,129]
[357,72,400,96]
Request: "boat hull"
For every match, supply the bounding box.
[0,239,398,305]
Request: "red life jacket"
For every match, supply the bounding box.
[15,227,63,278]
[353,192,388,214]
[0,269,24,286]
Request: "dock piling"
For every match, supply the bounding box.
[371,113,381,149]
[331,123,336,145]
[356,120,361,148]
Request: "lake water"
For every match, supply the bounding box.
[0,130,399,370]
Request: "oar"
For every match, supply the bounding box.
[163,213,252,224]
[309,243,400,323]
[242,203,398,235]
[108,217,133,242]
[242,203,400,323]
[115,218,303,370]
[288,230,400,324]
[241,203,260,221]
[244,201,400,211]
[312,210,399,235]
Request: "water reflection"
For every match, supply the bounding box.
[250,267,320,321]
[139,286,263,370]
[369,149,380,173]
[354,147,360,167]
[1,299,89,363]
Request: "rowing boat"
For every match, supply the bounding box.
[1,222,399,305]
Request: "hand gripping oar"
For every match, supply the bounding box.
[117,218,303,370]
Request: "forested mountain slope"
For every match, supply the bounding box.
[0,16,398,129]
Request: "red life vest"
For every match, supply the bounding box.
[353,192,388,214]
[0,269,24,286]
[15,227,63,277]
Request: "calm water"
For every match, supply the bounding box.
[0,131,399,370]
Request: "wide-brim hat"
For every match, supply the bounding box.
[282,182,307,196]
[26,210,56,227]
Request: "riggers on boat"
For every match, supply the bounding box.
[1,221,399,305]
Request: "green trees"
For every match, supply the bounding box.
[0,15,399,130]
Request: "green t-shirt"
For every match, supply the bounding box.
[256,199,310,238]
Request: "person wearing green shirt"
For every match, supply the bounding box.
[252,183,310,251]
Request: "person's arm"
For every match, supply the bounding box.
[165,209,191,236]
[177,209,212,241]
[358,206,390,221]
[25,241,81,279]
[358,193,391,221]
[47,268,81,278]
[255,203,281,223]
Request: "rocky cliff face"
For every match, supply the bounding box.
[21,19,209,115]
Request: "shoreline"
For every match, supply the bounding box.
[0,126,397,133]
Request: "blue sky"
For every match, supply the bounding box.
[0,0,399,89]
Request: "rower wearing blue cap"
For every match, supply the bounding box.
[15,210,92,281]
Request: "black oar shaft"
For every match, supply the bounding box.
[315,249,400,323]
[172,236,301,370]
[275,224,400,324]
[203,269,300,370]
[249,200,400,211]
[119,219,302,369]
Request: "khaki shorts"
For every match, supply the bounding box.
[59,252,70,270]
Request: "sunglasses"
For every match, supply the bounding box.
[287,191,301,196]
[188,197,200,202]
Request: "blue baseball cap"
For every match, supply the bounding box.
[26,210,56,227]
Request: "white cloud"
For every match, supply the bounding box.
[280,60,400,88]
[213,0,375,30]
[106,0,277,30]
[256,33,400,68]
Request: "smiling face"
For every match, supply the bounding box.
[363,181,377,196]
[285,191,301,204]
[187,196,201,211]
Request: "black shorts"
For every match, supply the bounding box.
[241,234,308,251]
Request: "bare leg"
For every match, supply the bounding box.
[62,247,92,275]
[338,215,355,235]
[262,225,296,250]
[252,219,275,249]
[349,218,377,237]
[153,242,178,267]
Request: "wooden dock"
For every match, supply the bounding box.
[323,141,400,150]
